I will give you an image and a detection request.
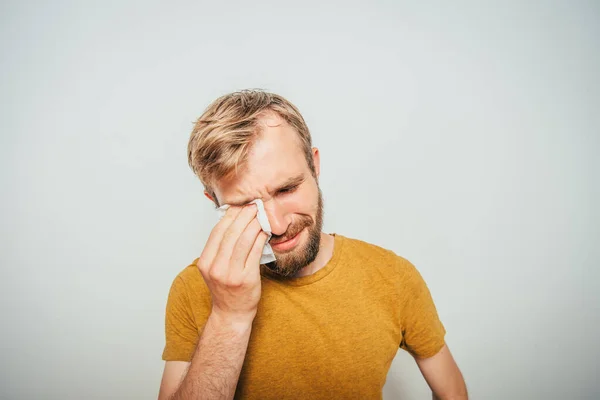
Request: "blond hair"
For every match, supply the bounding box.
[188,90,315,202]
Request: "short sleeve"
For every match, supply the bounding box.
[398,258,446,358]
[161,276,200,361]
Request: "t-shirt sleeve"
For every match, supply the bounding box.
[162,275,201,361]
[398,257,446,359]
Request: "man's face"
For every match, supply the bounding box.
[212,113,323,278]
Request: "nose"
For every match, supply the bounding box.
[263,199,291,236]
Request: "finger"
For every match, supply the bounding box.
[243,231,269,281]
[212,204,258,274]
[229,218,263,275]
[198,206,243,270]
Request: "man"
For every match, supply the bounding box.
[158,90,467,400]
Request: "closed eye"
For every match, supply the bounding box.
[278,185,299,195]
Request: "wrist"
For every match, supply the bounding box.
[209,308,256,333]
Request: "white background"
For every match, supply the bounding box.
[1,1,598,399]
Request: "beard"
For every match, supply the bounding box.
[261,188,324,279]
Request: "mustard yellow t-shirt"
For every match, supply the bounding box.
[162,234,446,399]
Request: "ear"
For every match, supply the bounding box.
[204,190,219,207]
[312,147,321,178]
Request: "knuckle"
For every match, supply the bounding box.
[225,206,241,216]
[227,277,244,288]
[238,231,255,249]
[215,212,233,227]
[223,227,238,242]
[249,218,261,231]
[248,220,262,237]
[211,225,227,239]
[197,255,210,271]
[208,268,224,282]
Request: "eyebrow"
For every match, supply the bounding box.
[226,174,306,207]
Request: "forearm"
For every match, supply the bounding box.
[430,376,468,400]
[432,388,468,400]
[171,312,254,400]
[430,369,468,400]
[431,378,468,400]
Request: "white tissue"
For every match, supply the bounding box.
[216,199,276,264]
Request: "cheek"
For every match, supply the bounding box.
[279,185,317,215]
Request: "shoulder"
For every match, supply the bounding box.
[167,258,210,302]
[338,234,416,275]
[338,235,396,260]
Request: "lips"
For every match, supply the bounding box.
[270,228,304,252]
[271,231,300,246]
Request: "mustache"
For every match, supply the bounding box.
[270,216,312,244]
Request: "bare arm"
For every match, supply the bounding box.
[414,344,468,400]
[160,313,253,400]
[158,204,267,400]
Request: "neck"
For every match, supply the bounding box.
[293,232,335,278]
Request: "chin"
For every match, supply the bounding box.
[266,230,321,278]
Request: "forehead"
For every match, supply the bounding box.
[215,113,308,201]
[249,113,305,170]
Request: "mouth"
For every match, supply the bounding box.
[270,228,305,253]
